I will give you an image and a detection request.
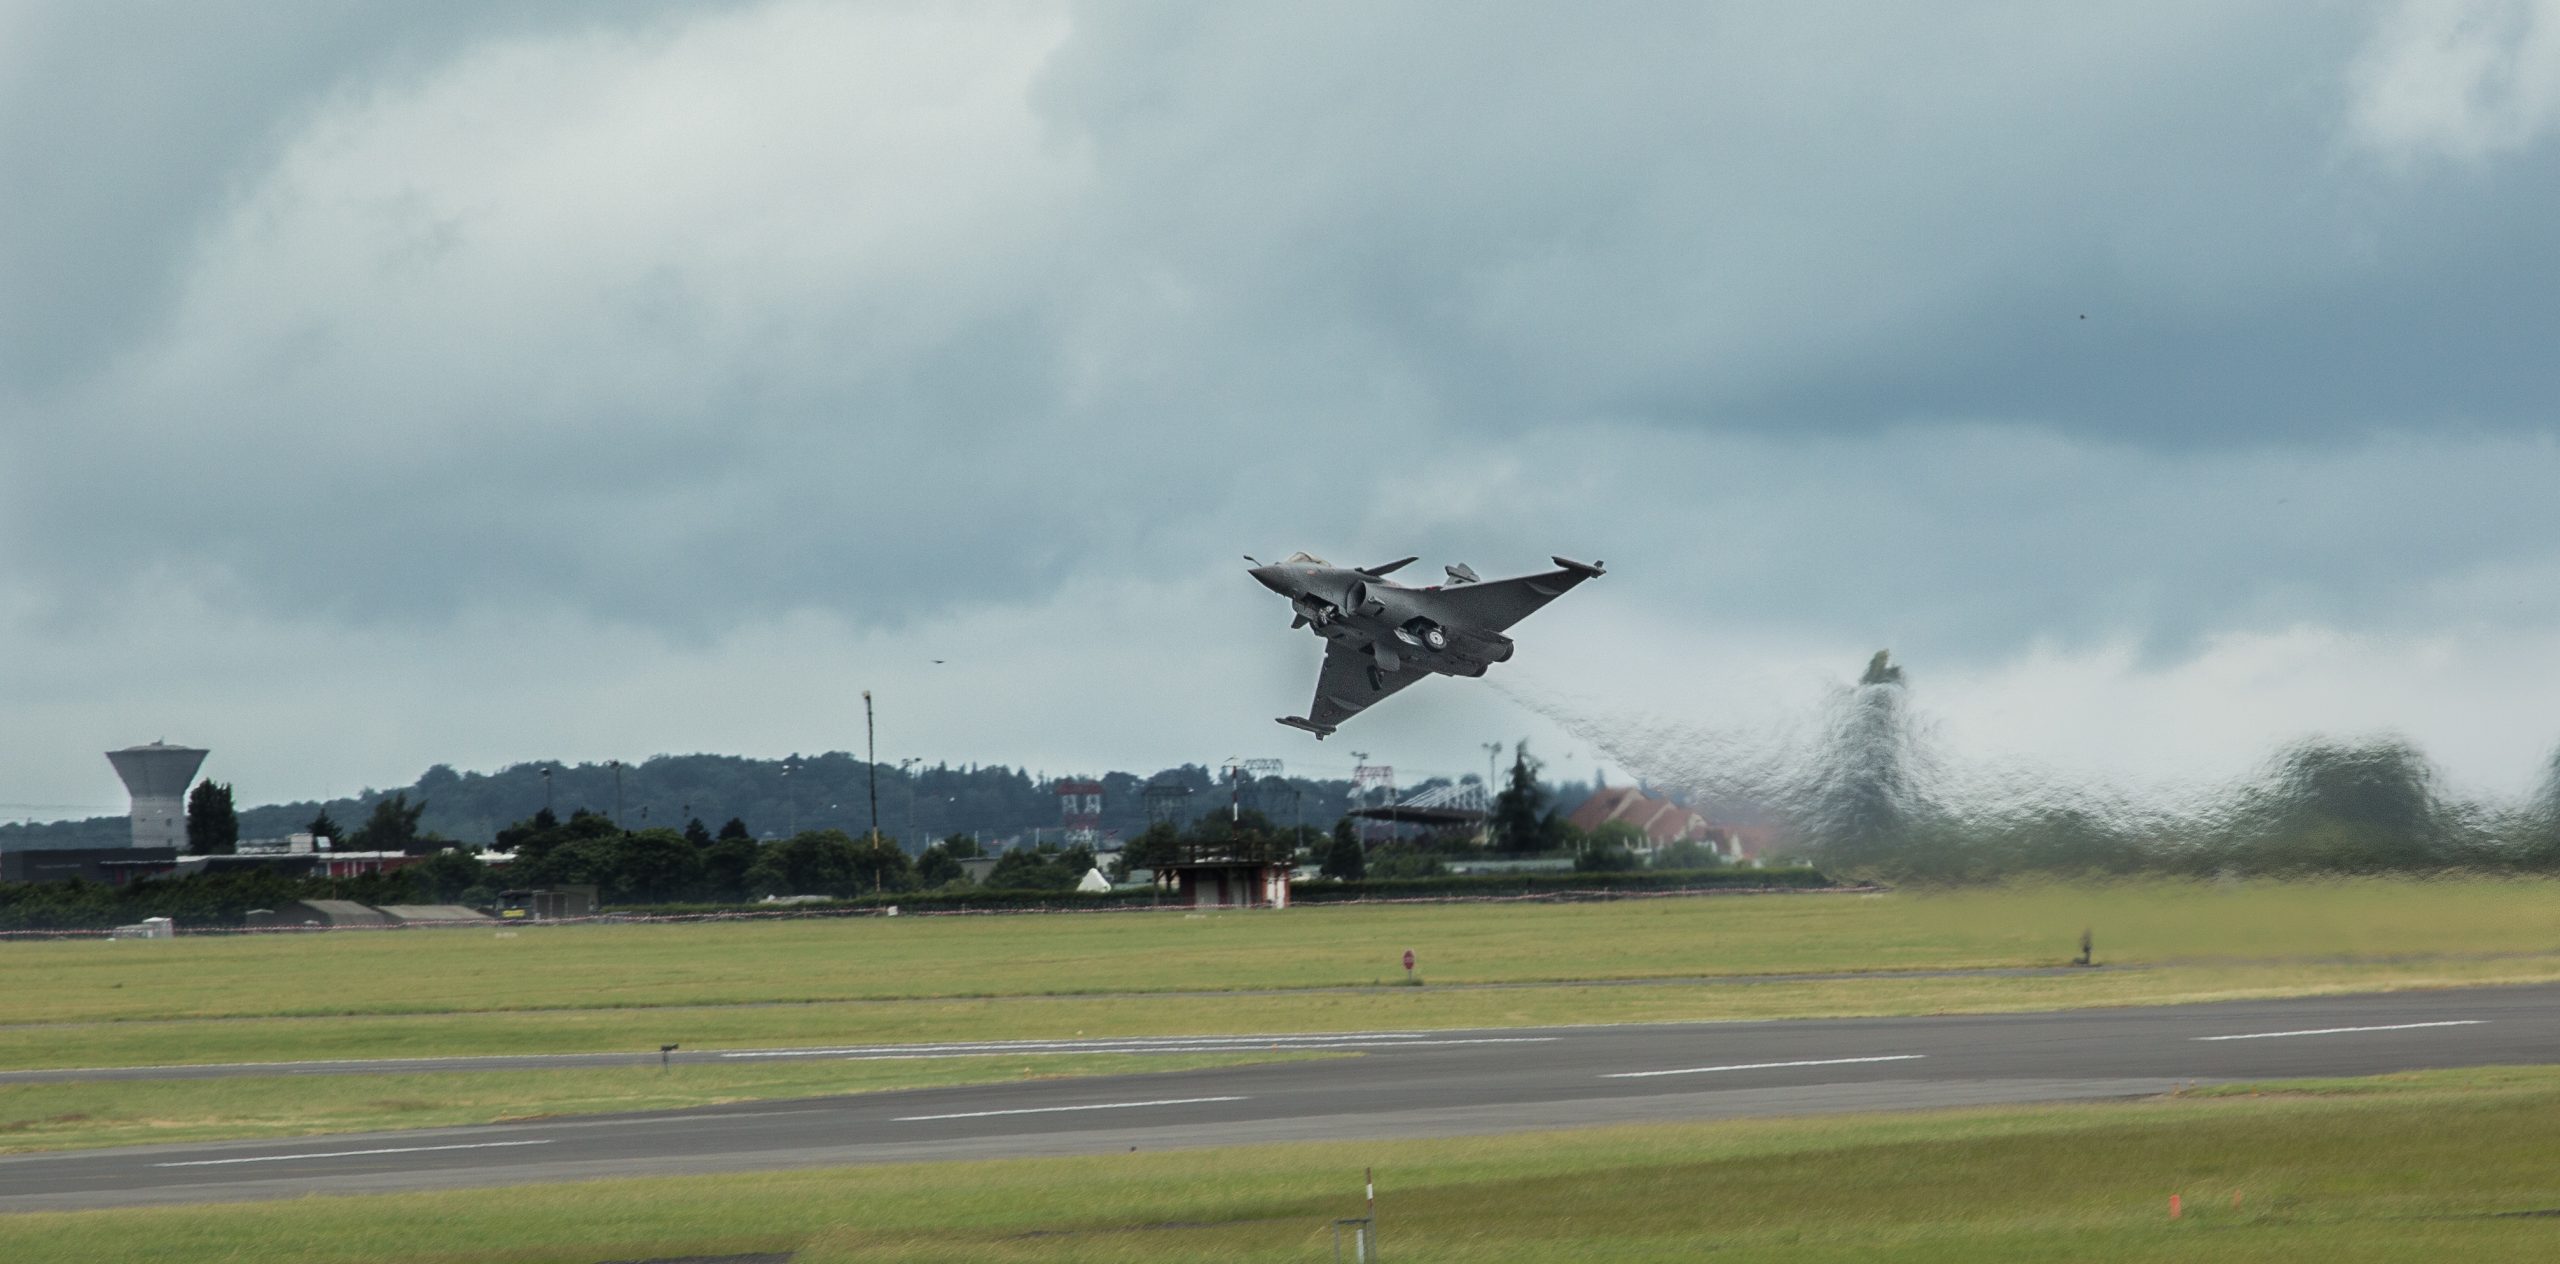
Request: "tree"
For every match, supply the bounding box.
[496,808,560,852]
[683,817,714,848]
[1058,843,1098,880]
[1320,818,1366,881]
[1491,741,1550,854]
[940,832,985,859]
[1575,819,1641,872]
[409,847,489,902]
[699,836,761,902]
[505,828,700,906]
[717,817,752,841]
[986,846,1077,890]
[916,842,966,887]
[606,829,706,904]
[306,809,344,845]
[515,836,618,896]
[349,793,429,853]
[502,808,618,873]
[1116,823,1181,881]
[742,854,789,899]
[1578,819,1646,871]
[849,834,916,894]
[764,830,859,896]
[185,781,239,855]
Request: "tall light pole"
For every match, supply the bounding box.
[1482,742,1505,847]
[609,759,624,831]
[782,757,798,838]
[541,766,554,816]
[899,758,921,849]
[864,690,883,894]
[1349,751,1370,845]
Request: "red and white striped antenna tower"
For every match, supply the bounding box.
[1056,778,1104,846]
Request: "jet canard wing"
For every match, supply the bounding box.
[1416,555,1606,635]
[1277,641,1431,737]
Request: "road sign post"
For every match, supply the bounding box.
[1402,949,1415,982]
[1327,1166,1379,1260]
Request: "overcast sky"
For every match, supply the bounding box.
[8,1,2560,822]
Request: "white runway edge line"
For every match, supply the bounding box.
[895,1096,1247,1122]
[2191,1020,2486,1042]
[155,1140,554,1168]
[722,1036,1556,1060]
[1604,1054,1927,1080]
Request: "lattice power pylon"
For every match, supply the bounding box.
[1143,780,1192,829]
[1351,759,1396,844]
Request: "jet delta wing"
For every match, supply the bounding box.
[1250,551,1605,737]
[1292,639,1432,735]
[1421,558,1607,634]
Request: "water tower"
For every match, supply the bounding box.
[106,741,208,850]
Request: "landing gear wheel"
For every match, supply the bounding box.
[1418,623,1448,651]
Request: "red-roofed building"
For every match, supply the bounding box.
[1568,785,1752,861]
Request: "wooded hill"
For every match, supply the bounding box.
[1,753,1597,853]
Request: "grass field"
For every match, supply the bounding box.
[9,879,2560,1157]
[10,1064,2560,1261]
[16,877,2560,1028]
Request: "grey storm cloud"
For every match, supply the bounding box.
[3,0,2558,659]
[1038,3,2560,440]
[0,1,726,394]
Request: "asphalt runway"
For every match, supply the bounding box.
[5,982,2556,1212]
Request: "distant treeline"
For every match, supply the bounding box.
[1,752,1597,852]
[0,771,1676,931]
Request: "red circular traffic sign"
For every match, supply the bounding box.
[1402,949,1416,971]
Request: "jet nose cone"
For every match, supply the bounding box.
[1249,565,1288,594]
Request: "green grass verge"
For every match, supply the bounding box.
[12,1065,2560,1261]
[13,878,2560,1159]
[13,951,2560,1074]
[11,878,2560,1072]
[0,1051,1340,1155]
[20,877,2560,1025]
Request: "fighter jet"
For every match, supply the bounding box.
[1248,552,1606,737]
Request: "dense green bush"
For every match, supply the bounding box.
[0,868,421,932]
[1290,867,1836,902]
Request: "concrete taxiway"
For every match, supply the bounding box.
[3,983,2553,1212]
